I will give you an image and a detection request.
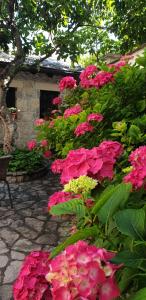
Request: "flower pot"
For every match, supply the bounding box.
[11,112,17,120]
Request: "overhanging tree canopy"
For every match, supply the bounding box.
[0,0,146,153]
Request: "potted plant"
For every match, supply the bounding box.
[8,107,17,120]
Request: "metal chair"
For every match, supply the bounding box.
[0,155,13,208]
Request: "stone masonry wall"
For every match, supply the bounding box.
[0,71,61,148]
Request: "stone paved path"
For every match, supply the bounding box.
[0,171,71,300]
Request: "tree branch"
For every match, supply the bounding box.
[69,23,107,34]
[0,0,25,100]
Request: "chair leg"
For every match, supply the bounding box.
[5,180,13,209]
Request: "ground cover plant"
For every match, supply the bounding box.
[0,148,44,173]
[13,54,146,299]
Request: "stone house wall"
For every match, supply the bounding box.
[0,71,61,148]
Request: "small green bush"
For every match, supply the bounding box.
[0,148,43,172]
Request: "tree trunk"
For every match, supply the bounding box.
[0,89,14,154]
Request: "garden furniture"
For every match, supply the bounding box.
[0,155,13,208]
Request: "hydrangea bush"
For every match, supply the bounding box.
[14,54,146,299]
[35,53,146,158]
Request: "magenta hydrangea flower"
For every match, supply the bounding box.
[79,62,126,89]
[123,146,146,189]
[46,240,121,300]
[41,139,48,147]
[51,141,123,184]
[34,118,45,126]
[52,97,62,105]
[59,76,77,91]
[43,150,52,159]
[48,191,73,210]
[99,140,123,158]
[74,122,94,137]
[13,251,52,300]
[27,139,37,151]
[107,60,127,75]
[64,104,82,118]
[87,113,104,122]
[51,159,65,174]
[92,71,114,89]
[80,65,98,88]
[80,65,114,89]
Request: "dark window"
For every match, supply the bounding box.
[6,87,16,108]
[40,90,59,118]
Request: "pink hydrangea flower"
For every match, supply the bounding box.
[108,61,127,72]
[51,141,123,184]
[34,118,45,126]
[46,241,120,300]
[49,120,55,128]
[43,150,52,159]
[92,71,114,89]
[13,251,51,300]
[48,191,73,210]
[99,140,123,159]
[52,97,62,105]
[80,65,98,88]
[64,104,82,118]
[51,110,60,114]
[27,140,37,151]
[80,62,126,89]
[74,122,94,137]
[123,146,146,189]
[59,76,77,91]
[51,159,65,173]
[41,139,48,147]
[87,113,103,122]
[99,277,121,300]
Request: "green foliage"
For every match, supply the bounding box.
[50,225,97,259]
[98,183,131,224]
[0,0,109,62]
[129,288,146,300]
[114,208,146,240]
[37,56,146,160]
[0,148,43,172]
[111,251,145,269]
[111,0,146,53]
[91,185,116,215]
[50,198,87,220]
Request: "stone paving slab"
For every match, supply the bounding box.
[0,171,71,300]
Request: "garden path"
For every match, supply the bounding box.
[0,171,71,300]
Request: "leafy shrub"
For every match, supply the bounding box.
[0,148,43,172]
[14,54,146,300]
[35,52,146,159]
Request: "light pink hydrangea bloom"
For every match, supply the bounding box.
[41,139,48,147]
[34,118,45,126]
[46,240,121,300]
[87,113,103,122]
[64,104,82,118]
